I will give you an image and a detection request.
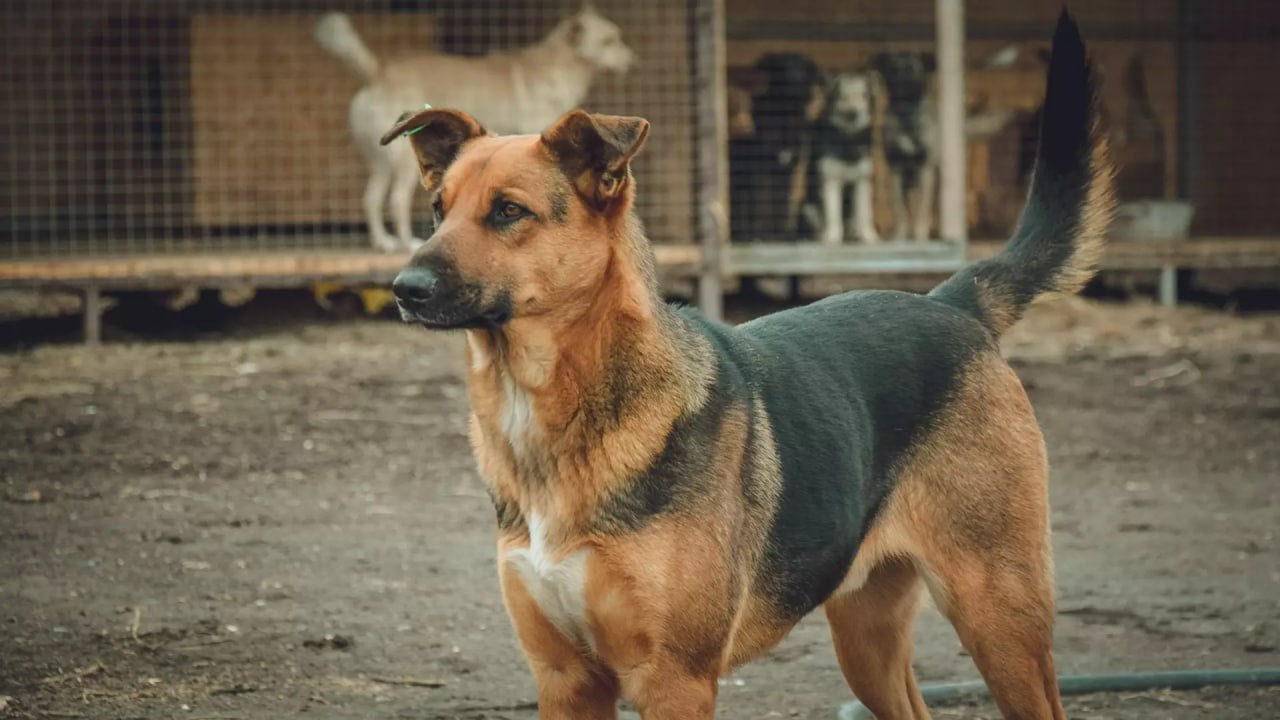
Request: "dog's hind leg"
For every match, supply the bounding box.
[389,158,424,249]
[921,534,1064,720]
[825,557,931,719]
[905,361,1067,720]
[363,161,398,252]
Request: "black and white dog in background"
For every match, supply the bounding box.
[873,51,939,241]
[872,50,1019,241]
[807,72,881,245]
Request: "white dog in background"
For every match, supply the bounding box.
[316,5,636,251]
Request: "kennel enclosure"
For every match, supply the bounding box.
[0,0,717,340]
[4,0,1280,342]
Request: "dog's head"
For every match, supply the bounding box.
[823,72,876,129]
[755,53,821,102]
[871,51,936,109]
[560,4,635,75]
[380,108,649,331]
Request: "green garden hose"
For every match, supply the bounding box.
[838,668,1280,719]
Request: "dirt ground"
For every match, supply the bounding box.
[2,295,1279,719]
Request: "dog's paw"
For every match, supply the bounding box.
[371,235,401,253]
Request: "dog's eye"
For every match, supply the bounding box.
[492,201,529,226]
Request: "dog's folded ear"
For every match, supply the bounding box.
[380,109,487,192]
[541,110,649,212]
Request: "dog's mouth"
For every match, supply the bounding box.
[831,108,871,126]
[604,48,637,75]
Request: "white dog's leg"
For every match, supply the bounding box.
[912,164,936,241]
[820,171,844,246]
[364,161,397,252]
[852,174,881,244]
[389,159,423,250]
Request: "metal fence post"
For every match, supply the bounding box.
[694,0,727,322]
[936,0,968,247]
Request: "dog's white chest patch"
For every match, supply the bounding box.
[505,513,592,648]
[499,373,537,456]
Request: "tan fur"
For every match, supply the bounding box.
[1045,128,1116,299]
[388,111,733,717]
[388,99,1086,717]
[825,355,1065,719]
[975,127,1114,337]
[496,404,765,719]
[826,558,931,719]
[499,533,620,720]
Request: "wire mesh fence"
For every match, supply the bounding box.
[3,1,1279,269]
[0,0,699,260]
[722,0,1280,248]
[725,0,956,246]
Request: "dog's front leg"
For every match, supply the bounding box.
[820,170,844,245]
[586,538,730,719]
[912,163,937,241]
[499,548,619,719]
[363,163,398,252]
[889,173,910,240]
[852,174,881,244]
[389,161,424,250]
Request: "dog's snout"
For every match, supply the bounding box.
[393,267,440,304]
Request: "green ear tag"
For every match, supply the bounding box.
[404,104,433,137]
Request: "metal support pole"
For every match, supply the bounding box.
[83,285,102,345]
[936,0,967,246]
[1158,264,1178,308]
[694,0,727,322]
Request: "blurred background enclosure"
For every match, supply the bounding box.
[2,1,1280,334]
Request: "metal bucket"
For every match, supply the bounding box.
[1111,200,1196,242]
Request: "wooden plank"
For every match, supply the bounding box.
[3,239,1280,289]
[729,238,1280,276]
[729,242,968,275]
[971,238,1280,270]
[0,245,705,286]
[723,0,1179,27]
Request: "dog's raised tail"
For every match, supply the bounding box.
[929,10,1114,336]
[315,13,380,84]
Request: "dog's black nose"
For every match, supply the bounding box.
[393,267,439,304]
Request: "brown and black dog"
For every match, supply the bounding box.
[381,12,1112,719]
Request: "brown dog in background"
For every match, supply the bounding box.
[382,11,1111,719]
